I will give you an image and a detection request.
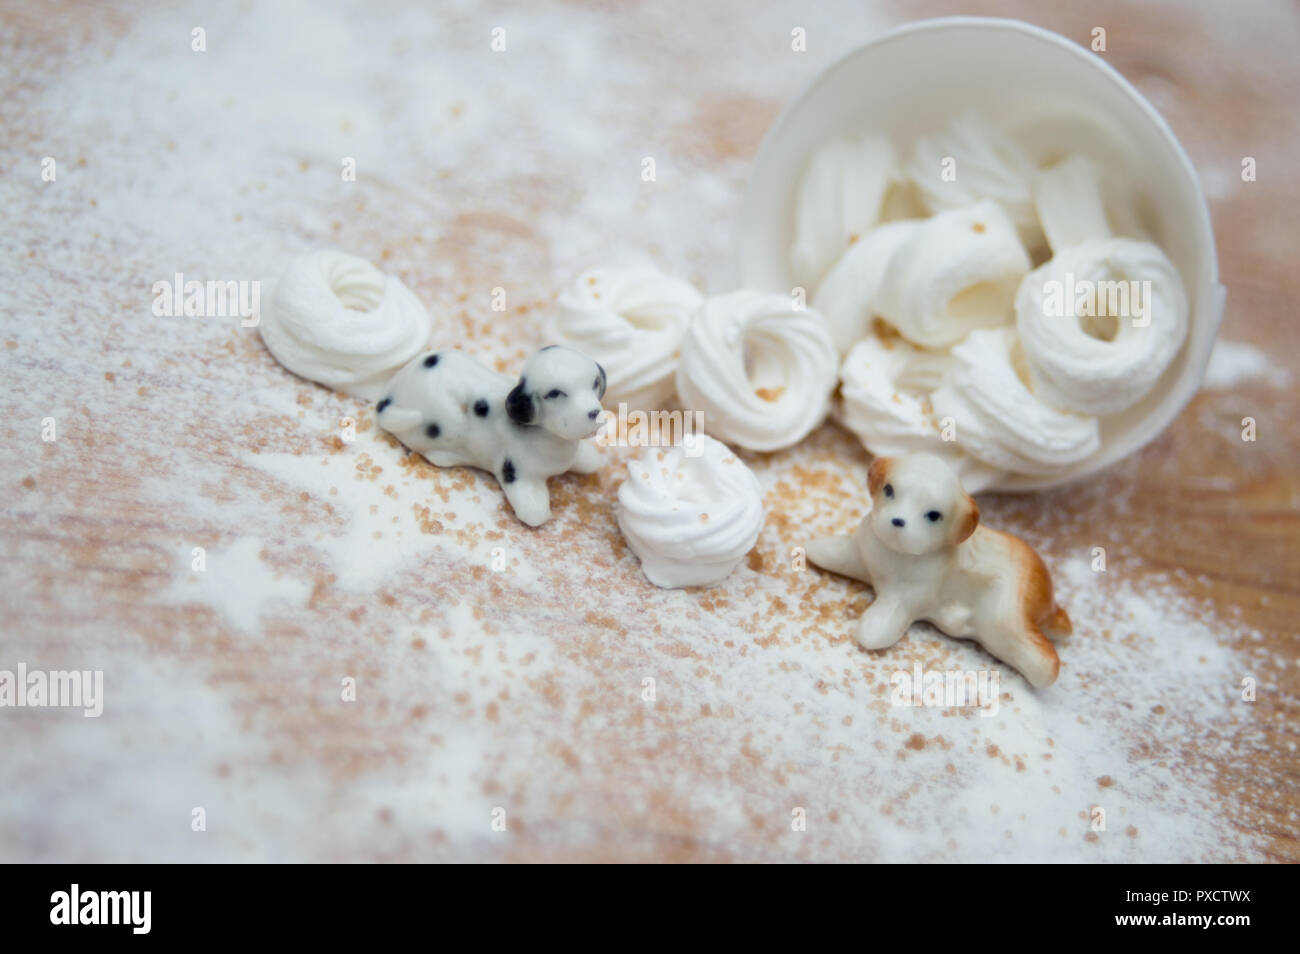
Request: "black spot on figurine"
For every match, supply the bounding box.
[423,353,439,368]
[426,423,441,439]
[377,397,391,413]
[474,399,490,417]
[502,458,516,483]
[505,378,535,424]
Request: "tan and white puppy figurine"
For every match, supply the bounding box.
[806,453,1070,688]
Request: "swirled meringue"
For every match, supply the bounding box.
[1015,238,1189,416]
[546,266,703,410]
[617,435,765,588]
[790,134,896,289]
[874,200,1031,349]
[905,113,1041,246]
[675,291,839,452]
[1033,155,1112,252]
[812,220,919,355]
[838,331,1006,492]
[931,327,1100,476]
[260,250,434,401]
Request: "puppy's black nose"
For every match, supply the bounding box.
[891,517,905,527]
[588,409,600,419]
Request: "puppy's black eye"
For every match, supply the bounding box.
[545,389,565,399]
[593,378,600,391]
[926,510,942,522]
[883,483,893,498]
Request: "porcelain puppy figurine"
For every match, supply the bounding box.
[376,345,606,526]
[806,453,1070,687]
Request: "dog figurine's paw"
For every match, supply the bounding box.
[806,452,1069,688]
[855,598,910,650]
[503,478,553,528]
[376,345,607,527]
[569,440,603,475]
[806,534,870,583]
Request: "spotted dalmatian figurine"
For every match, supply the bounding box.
[376,345,607,526]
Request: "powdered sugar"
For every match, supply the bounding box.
[246,431,538,591]
[160,536,311,633]
[1202,338,1291,390]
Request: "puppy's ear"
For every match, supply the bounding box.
[867,456,892,497]
[505,377,536,425]
[595,361,607,400]
[954,492,979,544]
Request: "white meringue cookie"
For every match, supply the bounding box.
[1034,156,1112,253]
[812,220,920,355]
[931,327,1100,476]
[905,113,1041,247]
[675,290,839,452]
[260,250,434,401]
[874,200,1031,349]
[838,332,1006,493]
[790,134,896,289]
[546,266,703,410]
[617,435,765,588]
[1100,176,1152,243]
[1015,238,1190,416]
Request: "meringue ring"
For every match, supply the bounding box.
[675,291,839,452]
[905,112,1042,250]
[931,327,1100,476]
[812,219,919,356]
[260,249,435,401]
[790,133,897,289]
[874,200,1031,349]
[1033,155,1113,253]
[837,331,1006,492]
[1015,238,1190,416]
[617,435,765,588]
[546,266,703,411]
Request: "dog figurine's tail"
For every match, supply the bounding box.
[1040,603,1072,639]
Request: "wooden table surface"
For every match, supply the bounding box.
[1,0,1297,862]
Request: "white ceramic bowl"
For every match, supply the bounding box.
[737,16,1225,492]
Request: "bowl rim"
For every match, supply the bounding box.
[738,14,1225,493]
